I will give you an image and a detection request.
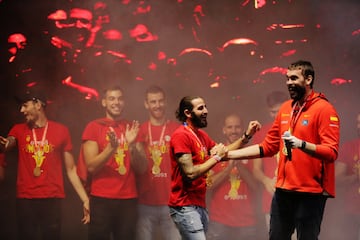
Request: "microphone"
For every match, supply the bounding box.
[283,131,292,161]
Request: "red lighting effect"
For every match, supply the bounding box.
[179,48,213,57]
[220,38,258,52]
[62,76,99,100]
[129,24,158,42]
[281,49,297,57]
[330,78,352,86]
[352,28,360,36]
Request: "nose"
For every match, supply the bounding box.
[203,106,208,114]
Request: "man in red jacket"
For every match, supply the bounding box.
[226,60,340,240]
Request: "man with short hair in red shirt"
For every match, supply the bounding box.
[81,84,146,240]
[0,87,90,240]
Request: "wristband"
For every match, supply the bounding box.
[300,141,306,150]
[259,146,264,158]
[213,155,222,162]
[244,132,252,140]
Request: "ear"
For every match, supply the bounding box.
[144,100,149,109]
[306,75,313,86]
[184,109,192,118]
[101,98,106,107]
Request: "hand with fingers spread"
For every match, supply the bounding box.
[125,120,140,144]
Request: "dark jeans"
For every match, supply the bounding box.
[269,189,327,240]
[16,198,62,240]
[89,196,138,240]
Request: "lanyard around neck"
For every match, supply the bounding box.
[148,120,167,146]
[32,122,49,147]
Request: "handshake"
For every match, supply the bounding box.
[210,143,228,162]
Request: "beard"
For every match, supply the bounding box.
[191,111,207,128]
[288,85,306,102]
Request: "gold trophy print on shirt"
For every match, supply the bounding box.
[150,145,163,175]
[107,127,128,175]
[115,147,127,175]
[26,122,51,177]
[228,167,241,200]
[148,122,170,175]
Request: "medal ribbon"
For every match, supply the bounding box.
[183,123,207,160]
[289,102,306,133]
[148,120,167,147]
[32,122,48,168]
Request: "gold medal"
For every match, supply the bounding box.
[282,146,288,156]
[118,165,127,175]
[33,166,41,177]
[152,165,161,175]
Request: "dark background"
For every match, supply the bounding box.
[0,0,359,239]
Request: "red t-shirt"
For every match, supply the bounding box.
[260,92,340,197]
[8,121,72,198]
[136,120,179,205]
[168,125,216,208]
[209,161,256,227]
[82,118,137,199]
[338,138,360,214]
[253,122,278,213]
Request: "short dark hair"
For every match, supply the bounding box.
[145,85,165,98]
[175,96,200,122]
[101,85,123,99]
[288,60,315,88]
[266,91,288,108]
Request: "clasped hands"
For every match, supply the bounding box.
[210,143,228,161]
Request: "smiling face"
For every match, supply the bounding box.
[223,115,243,144]
[102,89,125,120]
[286,68,311,102]
[20,100,41,126]
[189,97,208,129]
[145,91,166,121]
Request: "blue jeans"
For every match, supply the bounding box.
[169,205,209,240]
[270,189,327,240]
[137,204,180,240]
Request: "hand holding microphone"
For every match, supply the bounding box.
[282,131,303,161]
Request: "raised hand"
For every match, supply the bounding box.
[107,130,118,148]
[245,120,262,138]
[125,120,140,144]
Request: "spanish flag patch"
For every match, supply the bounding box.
[330,116,339,122]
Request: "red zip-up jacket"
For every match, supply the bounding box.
[260,92,340,197]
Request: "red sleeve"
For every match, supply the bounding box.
[313,104,340,163]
